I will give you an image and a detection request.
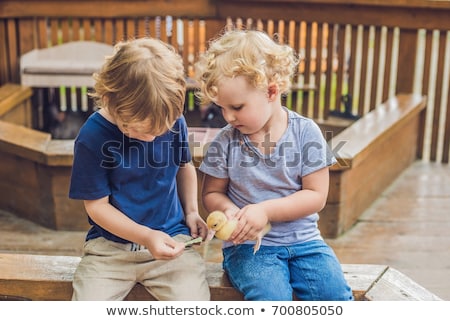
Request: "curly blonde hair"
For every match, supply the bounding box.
[90,37,186,134]
[195,29,299,106]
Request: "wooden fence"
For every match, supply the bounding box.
[1,0,449,162]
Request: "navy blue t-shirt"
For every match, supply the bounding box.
[69,111,191,243]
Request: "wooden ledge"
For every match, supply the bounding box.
[0,122,221,167]
[0,253,441,301]
[320,93,427,237]
[0,120,51,164]
[329,93,426,171]
[0,120,74,166]
[0,84,32,117]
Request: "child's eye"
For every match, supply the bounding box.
[212,103,223,110]
[232,105,243,110]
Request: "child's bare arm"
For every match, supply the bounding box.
[176,162,208,240]
[84,197,184,260]
[202,174,240,219]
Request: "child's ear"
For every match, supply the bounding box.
[267,83,279,101]
[102,95,109,106]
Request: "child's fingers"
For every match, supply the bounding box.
[170,242,185,255]
[229,219,244,240]
[231,219,251,243]
[158,239,185,259]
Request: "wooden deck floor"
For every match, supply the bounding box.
[0,160,449,300]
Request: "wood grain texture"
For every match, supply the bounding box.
[0,253,440,301]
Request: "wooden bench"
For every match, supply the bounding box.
[320,93,427,237]
[0,252,441,301]
[0,93,426,234]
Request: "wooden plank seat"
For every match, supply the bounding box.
[0,253,441,301]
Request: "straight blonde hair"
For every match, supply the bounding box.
[90,37,186,134]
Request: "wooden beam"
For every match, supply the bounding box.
[215,1,450,30]
[0,0,217,19]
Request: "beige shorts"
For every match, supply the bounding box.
[72,235,210,301]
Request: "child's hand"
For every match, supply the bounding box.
[144,229,185,260]
[185,212,209,241]
[231,204,269,245]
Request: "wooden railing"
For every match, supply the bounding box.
[1,0,449,163]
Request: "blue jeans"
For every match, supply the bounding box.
[222,239,354,301]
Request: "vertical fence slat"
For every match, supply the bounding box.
[266,19,274,36]
[9,19,20,82]
[358,25,370,115]
[429,32,447,162]
[323,23,334,119]
[177,17,186,65]
[19,18,35,57]
[72,18,81,113]
[193,19,201,63]
[347,25,358,115]
[148,17,154,39]
[104,19,113,44]
[82,19,92,41]
[442,64,450,163]
[168,16,177,46]
[72,18,81,41]
[137,17,148,39]
[417,30,434,159]
[334,24,346,113]
[396,29,417,94]
[286,20,298,112]
[203,18,223,45]
[36,18,47,48]
[115,19,125,43]
[0,21,9,83]
[171,17,179,51]
[370,26,382,110]
[302,22,313,116]
[199,20,206,54]
[382,28,394,102]
[313,22,324,119]
[61,19,70,43]
[93,19,103,42]
[127,18,137,40]
[296,21,306,115]
[277,19,285,43]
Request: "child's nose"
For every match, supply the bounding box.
[222,109,236,123]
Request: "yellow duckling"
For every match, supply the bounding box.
[206,210,271,254]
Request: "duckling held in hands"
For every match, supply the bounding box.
[206,210,238,241]
[206,210,271,254]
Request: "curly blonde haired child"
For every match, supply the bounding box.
[196,29,353,301]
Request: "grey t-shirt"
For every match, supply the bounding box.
[199,107,336,247]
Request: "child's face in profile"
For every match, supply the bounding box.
[214,76,274,135]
